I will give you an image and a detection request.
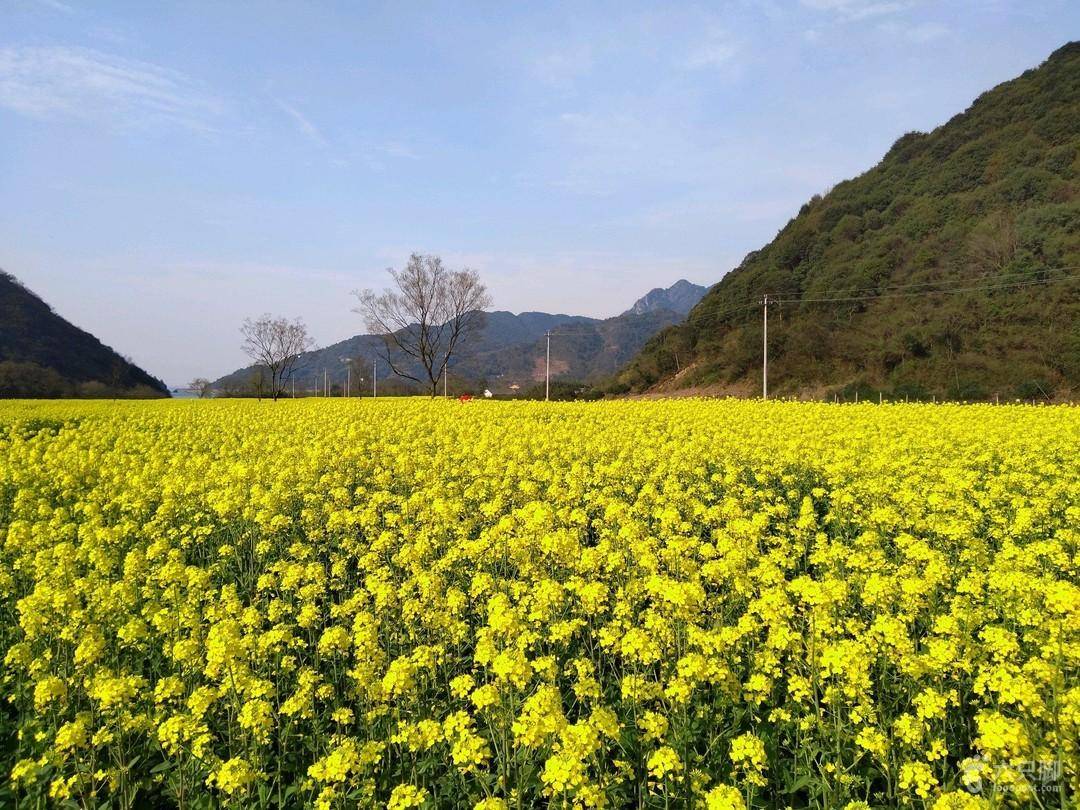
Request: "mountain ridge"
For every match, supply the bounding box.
[212,287,695,394]
[0,270,169,397]
[623,279,707,316]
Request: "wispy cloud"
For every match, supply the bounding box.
[618,195,809,232]
[526,100,732,196]
[800,0,915,21]
[521,11,742,86]
[376,140,420,160]
[0,45,223,131]
[143,258,355,287]
[274,98,327,147]
[344,137,422,171]
[681,30,739,70]
[531,44,594,87]
[30,0,75,13]
[272,97,422,167]
[879,20,949,42]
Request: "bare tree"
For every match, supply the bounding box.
[353,254,492,396]
[188,377,214,398]
[240,315,314,401]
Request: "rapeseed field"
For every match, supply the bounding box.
[1,399,1077,809]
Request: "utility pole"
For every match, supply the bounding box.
[373,359,377,398]
[345,364,351,397]
[545,331,551,401]
[443,365,448,397]
[762,295,768,400]
[324,369,328,398]
[291,378,295,399]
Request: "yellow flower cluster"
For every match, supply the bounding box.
[1,398,1078,808]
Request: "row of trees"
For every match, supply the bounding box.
[215,253,491,401]
[0,361,164,399]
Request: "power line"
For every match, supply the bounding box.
[771,263,1080,301]
[545,300,760,336]
[758,264,1078,401]
[773,269,1080,304]
[545,266,1077,343]
[663,264,1080,329]
[685,301,760,325]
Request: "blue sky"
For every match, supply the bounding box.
[1,1,1075,385]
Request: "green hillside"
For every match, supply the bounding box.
[621,42,1080,400]
[0,271,168,398]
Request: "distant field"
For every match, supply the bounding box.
[1,399,1077,809]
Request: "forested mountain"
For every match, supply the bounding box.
[620,42,1080,400]
[0,271,168,398]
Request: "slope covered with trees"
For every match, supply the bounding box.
[0,271,168,398]
[621,42,1080,400]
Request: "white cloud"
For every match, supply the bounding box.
[272,97,421,167]
[345,138,422,172]
[800,0,915,20]
[522,13,741,85]
[30,0,75,13]
[621,195,808,232]
[0,45,223,131]
[274,98,327,147]
[531,44,595,86]
[376,140,420,160]
[527,101,739,197]
[881,21,949,42]
[682,31,739,70]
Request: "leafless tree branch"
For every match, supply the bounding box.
[240,314,315,401]
[352,253,492,396]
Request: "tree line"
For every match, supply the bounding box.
[205,253,491,401]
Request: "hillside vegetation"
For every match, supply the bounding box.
[621,42,1080,400]
[0,271,168,398]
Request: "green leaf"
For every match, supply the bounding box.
[785,773,815,794]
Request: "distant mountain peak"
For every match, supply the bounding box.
[623,279,707,316]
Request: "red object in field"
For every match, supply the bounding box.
[459,394,473,402]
